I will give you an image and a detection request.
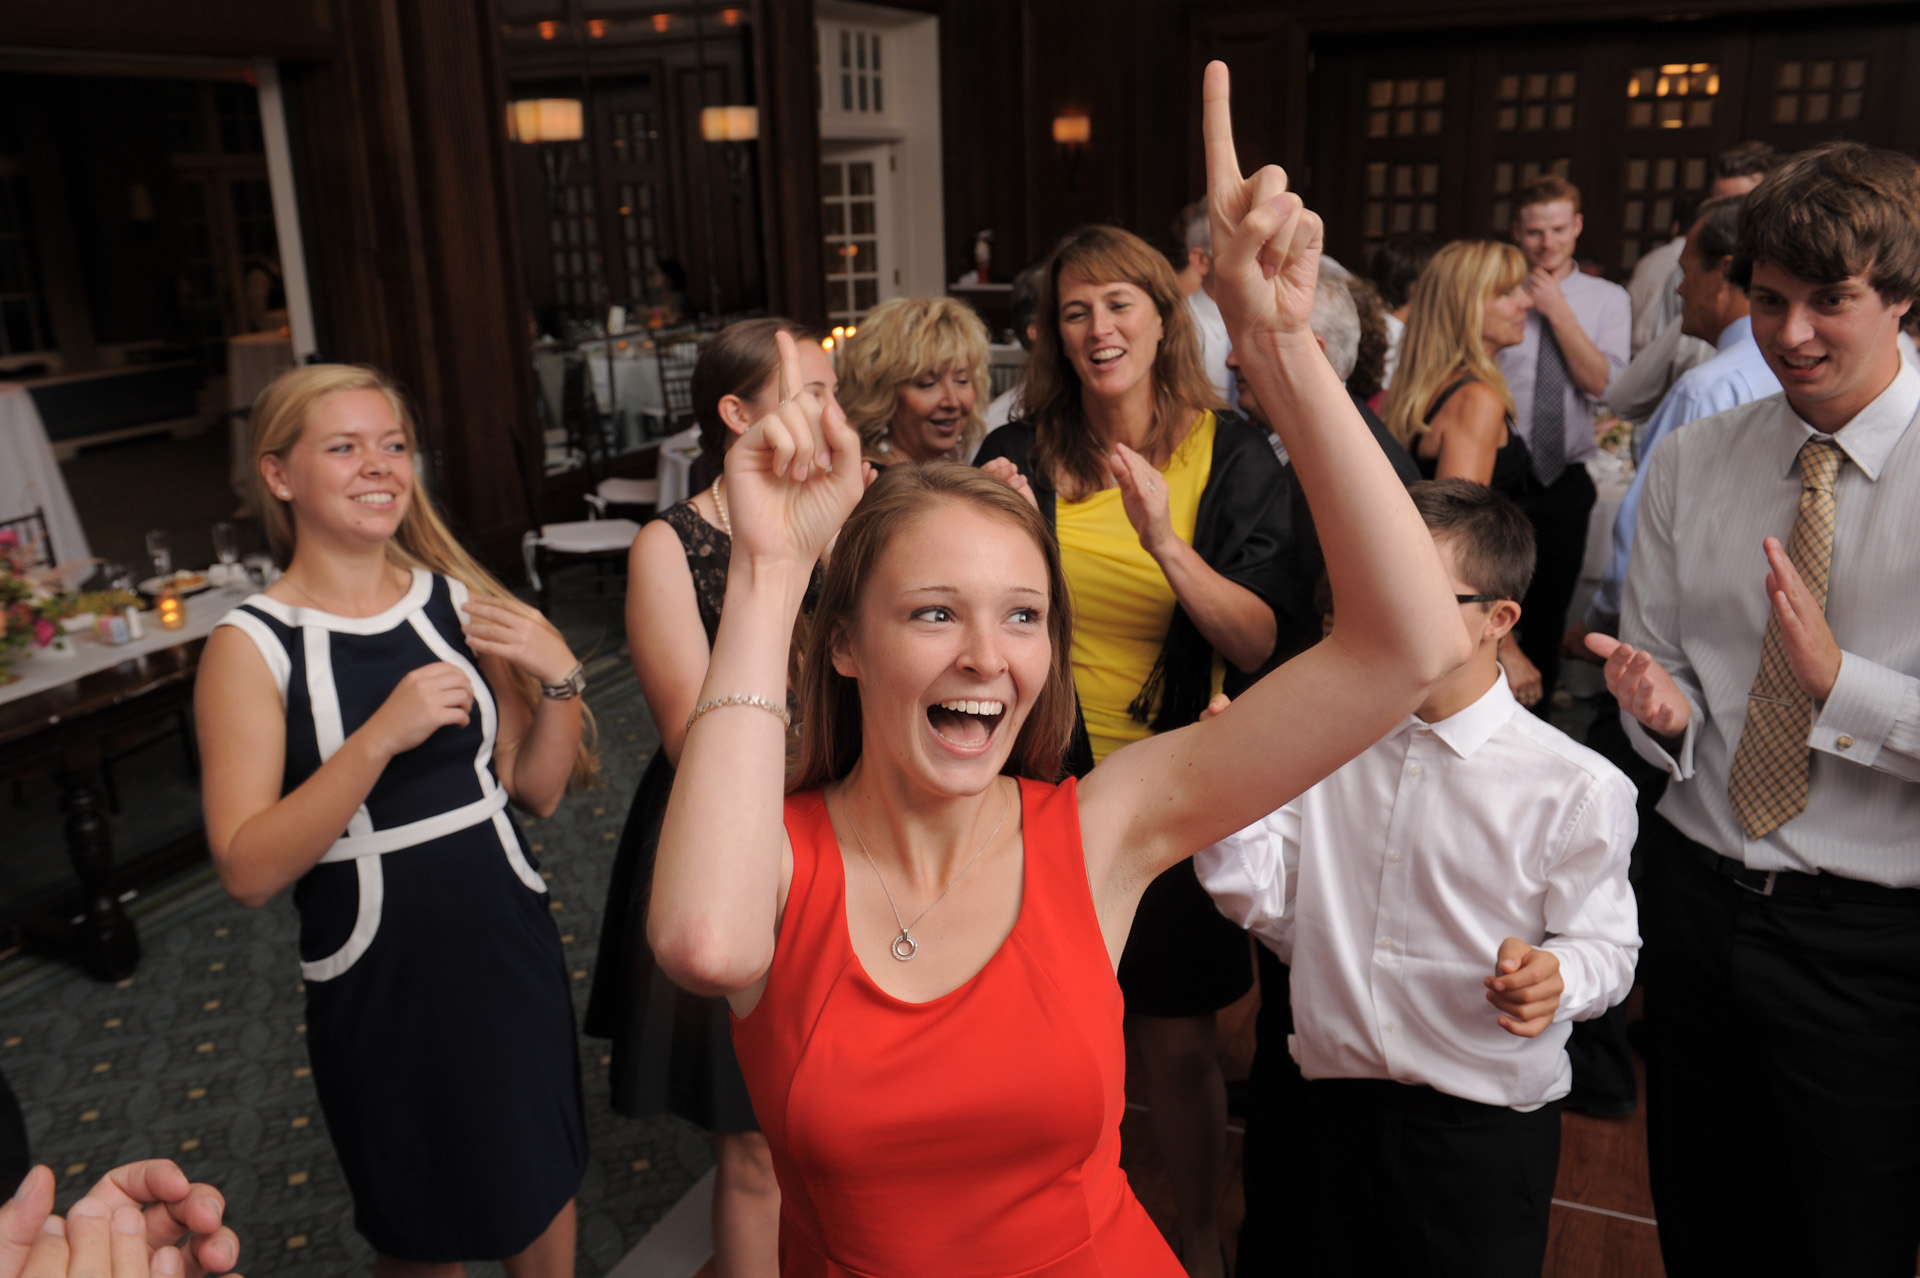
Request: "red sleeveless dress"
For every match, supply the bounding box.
[732,777,1181,1277]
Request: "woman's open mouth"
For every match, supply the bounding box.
[927,697,1007,749]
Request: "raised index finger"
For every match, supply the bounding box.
[773,328,805,407]
[1202,61,1242,206]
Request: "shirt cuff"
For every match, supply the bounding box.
[1623,702,1697,779]
[1811,651,1909,768]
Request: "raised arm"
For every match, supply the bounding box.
[1078,62,1470,887]
[648,333,866,1006]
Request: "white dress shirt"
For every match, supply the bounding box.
[1621,360,1920,886]
[1606,312,1717,425]
[1185,286,1236,408]
[1587,316,1780,633]
[1196,674,1640,1111]
[1627,236,1685,355]
[1381,312,1405,390]
[1496,271,1631,467]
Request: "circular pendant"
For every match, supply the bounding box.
[890,931,919,961]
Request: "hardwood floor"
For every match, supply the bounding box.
[1120,967,1667,1277]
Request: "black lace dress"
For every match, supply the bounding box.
[1414,375,1538,503]
[586,502,813,1131]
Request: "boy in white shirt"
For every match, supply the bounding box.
[1197,479,1640,1277]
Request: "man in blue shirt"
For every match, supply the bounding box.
[1577,193,1780,645]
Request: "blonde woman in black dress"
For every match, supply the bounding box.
[587,319,834,1278]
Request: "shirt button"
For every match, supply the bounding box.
[1389,850,1404,863]
[1408,763,1425,778]
[1837,735,1855,750]
[1379,938,1394,950]
[1383,1021,1396,1034]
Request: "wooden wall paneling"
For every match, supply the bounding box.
[672,60,764,315]
[1187,9,1311,204]
[940,0,1032,281]
[1742,18,1908,155]
[3,0,335,60]
[1021,0,1129,255]
[284,0,542,572]
[752,0,827,325]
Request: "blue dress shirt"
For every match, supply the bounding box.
[1585,315,1780,633]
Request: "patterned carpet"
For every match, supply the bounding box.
[0,582,712,1276]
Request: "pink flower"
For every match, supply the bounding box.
[0,531,16,548]
[32,618,55,647]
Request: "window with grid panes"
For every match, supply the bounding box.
[1626,63,1720,130]
[821,157,880,324]
[1773,58,1868,125]
[1489,158,1571,234]
[821,25,885,118]
[1495,71,1577,133]
[1619,154,1709,270]
[1359,75,1446,259]
[548,147,604,310]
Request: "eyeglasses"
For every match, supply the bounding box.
[1455,593,1505,605]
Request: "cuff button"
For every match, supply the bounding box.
[1837,735,1855,750]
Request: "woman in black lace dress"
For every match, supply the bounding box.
[586,318,832,1278]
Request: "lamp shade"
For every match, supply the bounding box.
[701,105,760,142]
[507,98,584,143]
[1052,113,1091,145]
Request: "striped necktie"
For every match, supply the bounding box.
[1726,438,1846,840]
[1531,324,1569,487]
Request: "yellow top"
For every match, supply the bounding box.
[1057,412,1217,763]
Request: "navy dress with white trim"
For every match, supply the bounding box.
[216,569,586,1262]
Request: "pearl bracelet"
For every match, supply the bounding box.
[684,693,793,734]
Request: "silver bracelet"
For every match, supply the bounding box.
[685,693,792,734]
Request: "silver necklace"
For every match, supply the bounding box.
[709,477,732,537]
[839,780,1011,961]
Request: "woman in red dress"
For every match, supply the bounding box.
[647,66,1471,1275]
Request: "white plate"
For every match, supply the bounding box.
[139,572,212,597]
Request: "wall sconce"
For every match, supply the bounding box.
[506,99,584,144]
[700,106,759,142]
[702,106,759,201]
[1053,112,1090,191]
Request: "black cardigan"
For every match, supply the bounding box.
[974,413,1310,775]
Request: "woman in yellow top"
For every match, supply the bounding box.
[973,223,1306,1278]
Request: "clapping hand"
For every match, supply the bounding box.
[1585,633,1691,740]
[1486,938,1562,1038]
[978,458,1038,512]
[1203,61,1323,348]
[1107,443,1174,557]
[723,331,865,572]
[1763,535,1842,703]
[0,1162,241,1278]
[461,597,578,688]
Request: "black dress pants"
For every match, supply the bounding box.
[1641,813,1920,1277]
[1517,464,1596,716]
[1237,944,1307,1276]
[1293,1078,1560,1278]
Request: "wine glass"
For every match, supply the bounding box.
[144,529,172,581]
[211,522,239,584]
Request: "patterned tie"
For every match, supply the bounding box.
[1530,323,1569,487]
[1726,438,1846,841]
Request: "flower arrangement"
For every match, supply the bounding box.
[0,531,138,681]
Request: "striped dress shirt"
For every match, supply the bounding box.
[1620,359,1920,886]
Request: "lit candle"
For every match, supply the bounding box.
[158,590,186,631]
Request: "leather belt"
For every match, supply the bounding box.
[1690,844,1920,907]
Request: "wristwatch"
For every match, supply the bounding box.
[540,662,586,700]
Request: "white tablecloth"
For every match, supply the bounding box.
[0,384,91,567]
[658,426,702,509]
[0,584,249,708]
[228,332,296,502]
[580,341,666,418]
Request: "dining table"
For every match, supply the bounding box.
[0,584,250,980]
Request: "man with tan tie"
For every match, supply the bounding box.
[1588,142,1920,1278]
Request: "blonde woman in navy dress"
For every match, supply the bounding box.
[194,365,595,1277]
